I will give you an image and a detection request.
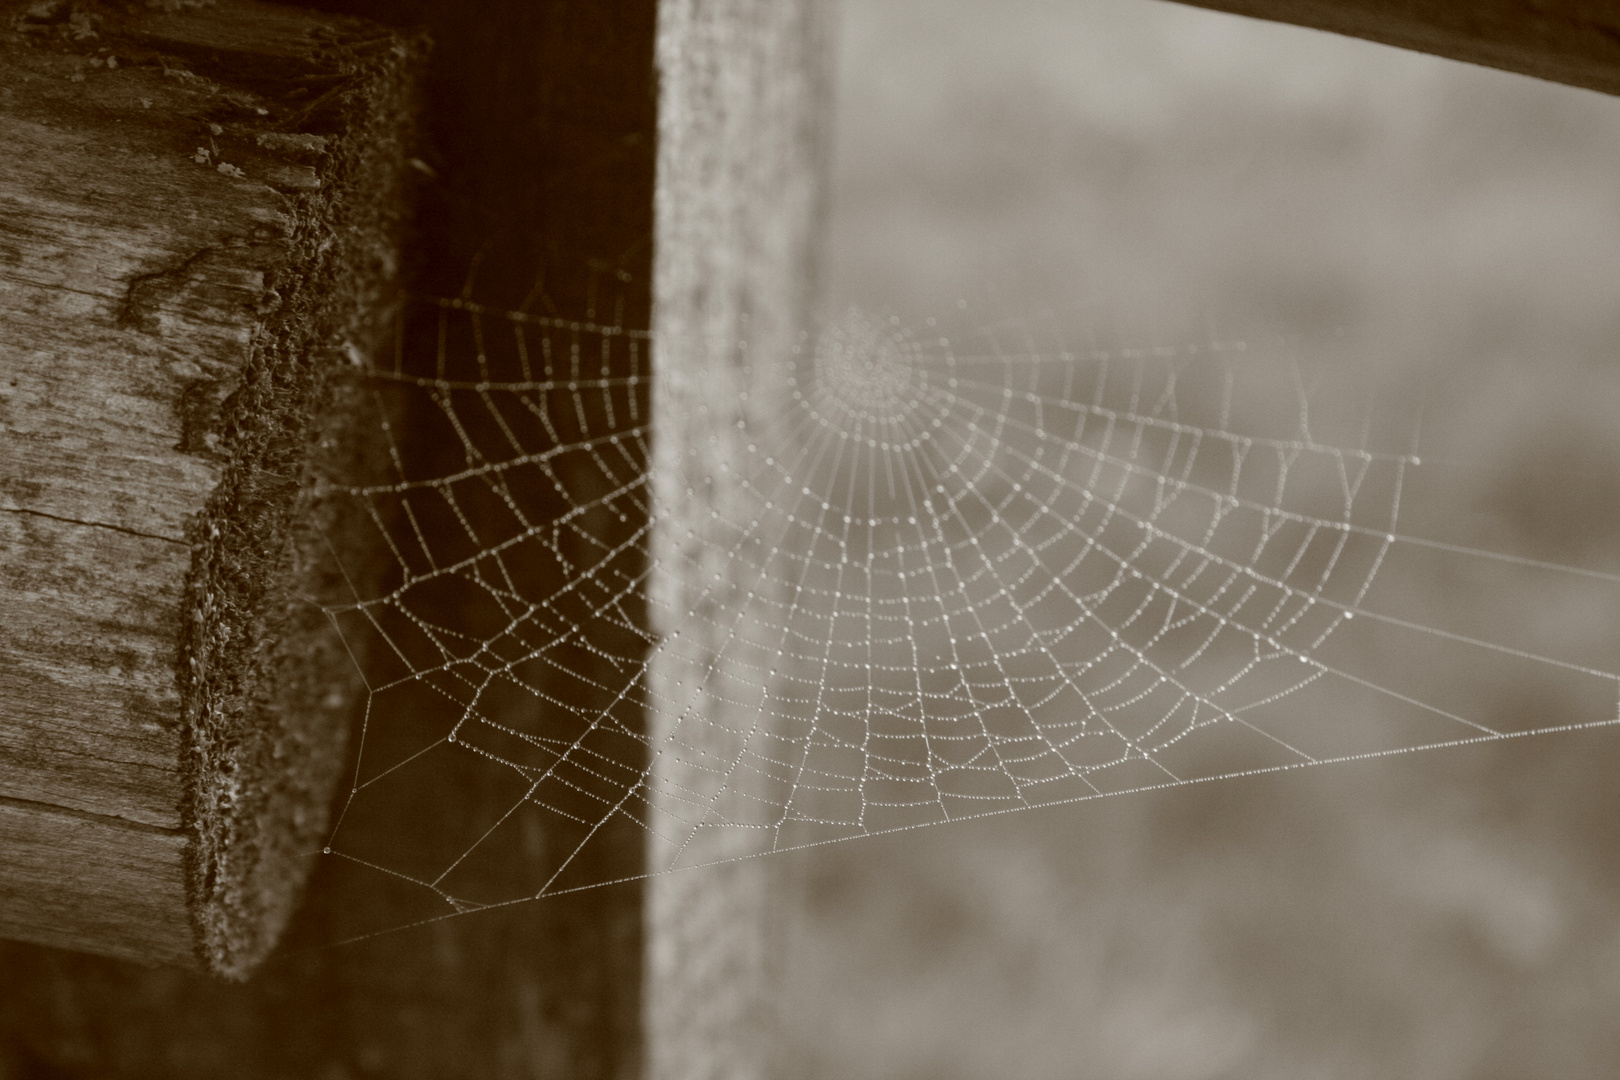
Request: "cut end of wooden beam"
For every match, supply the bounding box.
[0,0,426,977]
[175,16,426,976]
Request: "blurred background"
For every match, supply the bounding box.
[775,1,1620,1076]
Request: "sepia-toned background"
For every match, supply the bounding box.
[778,1,1620,1076]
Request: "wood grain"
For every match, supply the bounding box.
[0,796,191,967]
[3,0,659,1074]
[0,0,422,974]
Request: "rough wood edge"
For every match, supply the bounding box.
[3,0,659,1068]
[0,0,425,977]
[161,7,427,980]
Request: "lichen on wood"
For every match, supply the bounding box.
[0,0,425,976]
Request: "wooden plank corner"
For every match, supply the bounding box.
[0,0,425,977]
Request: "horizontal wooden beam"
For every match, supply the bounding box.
[1171,0,1620,97]
[0,0,422,975]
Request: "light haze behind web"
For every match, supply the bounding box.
[779,1,1620,1078]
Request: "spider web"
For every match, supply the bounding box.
[309,291,1620,932]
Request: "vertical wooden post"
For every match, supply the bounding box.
[646,1,833,1077]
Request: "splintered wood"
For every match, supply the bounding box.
[0,0,421,975]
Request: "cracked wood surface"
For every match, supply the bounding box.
[0,0,420,970]
[2,0,657,1071]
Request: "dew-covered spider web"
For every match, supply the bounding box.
[308,291,1620,935]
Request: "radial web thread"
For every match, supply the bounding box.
[310,294,1620,928]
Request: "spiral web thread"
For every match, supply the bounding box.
[311,294,1620,927]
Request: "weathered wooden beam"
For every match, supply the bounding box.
[1170,0,1620,97]
[2,0,657,1075]
[1,0,835,1071]
[0,0,422,975]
